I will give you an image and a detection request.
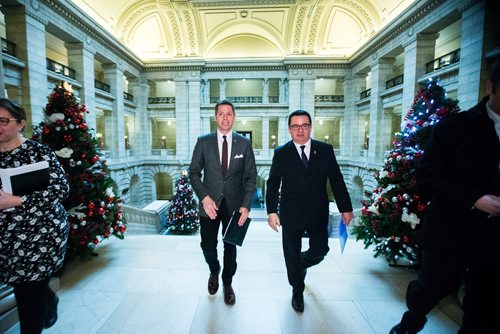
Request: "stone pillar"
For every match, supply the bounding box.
[3,4,48,136]
[402,33,438,121]
[262,116,270,156]
[288,72,315,113]
[187,78,201,158]
[66,42,97,133]
[278,116,288,145]
[279,79,286,103]
[368,58,394,159]
[220,79,226,100]
[458,1,486,109]
[102,63,125,159]
[262,78,269,104]
[342,76,357,158]
[129,77,151,157]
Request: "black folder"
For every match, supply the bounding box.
[222,211,251,246]
[0,161,50,196]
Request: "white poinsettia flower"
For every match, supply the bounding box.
[367,203,380,215]
[63,81,73,93]
[49,113,65,122]
[105,187,115,198]
[401,212,420,229]
[379,170,389,178]
[55,147,73,158]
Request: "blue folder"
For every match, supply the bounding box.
[339,219,348,254]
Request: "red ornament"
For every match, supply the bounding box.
[98,207,105,215]
[417,203,426,212]
[80,123,88,130]
[88,201,95,209]
[92,156,99,163]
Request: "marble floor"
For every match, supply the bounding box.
[6,209,461,334]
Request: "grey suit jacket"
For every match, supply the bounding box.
[189,132,257,218]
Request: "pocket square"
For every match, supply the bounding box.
[234,154,244,159]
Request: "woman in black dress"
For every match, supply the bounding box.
[0,98,70,333]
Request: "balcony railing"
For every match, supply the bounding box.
[95,79,110,93]
[148,97,176,104]
[1,37,15,57]
[210,96,220,103]
[425,48,461,73]
[268,96,279,103]
[360,89,371,100]
[315,95,344,103]
[124,92,134,102]
[46,58,76,79]
[227,96,263,103]
[151,149,176,156]
[386,74,404,90]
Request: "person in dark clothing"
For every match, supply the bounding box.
[266,109,354,313]
[390,61,500,333]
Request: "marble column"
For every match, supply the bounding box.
[129,77,151,157]
[368,58,394,159]
[102,63,125,159]
[66,42,97,133]
[262,117,270,156]
[3,4,48,135]
[402,33,438,122]
[457,1,486,110]
[262,78,269,104]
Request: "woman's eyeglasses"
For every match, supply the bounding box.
[0,117,18,126]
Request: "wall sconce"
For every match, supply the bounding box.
[167,120,172,126]
[319,120,323,125]
[241,120,247,125]
[324,135,329,143]
[124,135,129,149]
[96,132,103,148]
[161,135,167,149]
[271,134,276,148]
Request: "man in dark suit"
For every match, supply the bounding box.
[266,109,354,312]
[189,100,257,305]
[390,61,500,333]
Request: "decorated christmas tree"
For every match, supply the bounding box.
[352,78,460,266]
[164,171,200,234]
[32,81,126,260]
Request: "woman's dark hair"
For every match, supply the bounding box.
[0,98,26,121]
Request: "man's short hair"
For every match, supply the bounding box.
[215,99,235,114]
[288,109,312,126]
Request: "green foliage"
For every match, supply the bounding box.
[164,173,200,235]
[32,82,126,260]
[351,79,460,265]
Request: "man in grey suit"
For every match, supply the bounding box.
[189,100,257,305]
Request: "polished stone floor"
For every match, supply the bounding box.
[6,209,461,334]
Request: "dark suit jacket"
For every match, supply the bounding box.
[189,132,257,218]
[417,97,500,251]
[266,139,353,231]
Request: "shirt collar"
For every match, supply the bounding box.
[217,130,232,141]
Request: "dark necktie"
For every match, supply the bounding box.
[221,135,228,176]
[300,145,309,169]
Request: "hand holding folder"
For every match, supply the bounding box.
[222,211,251,246]
[0,161,50,196]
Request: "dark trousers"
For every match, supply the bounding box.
[199,198,237,286]
[11,278,55,334]
[282,222,330,293]
[400,246,499,333]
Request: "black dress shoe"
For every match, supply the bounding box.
[223,285,236,305]
[291,292,304,312]
[208,268,220,295]
[44,295,59,329]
